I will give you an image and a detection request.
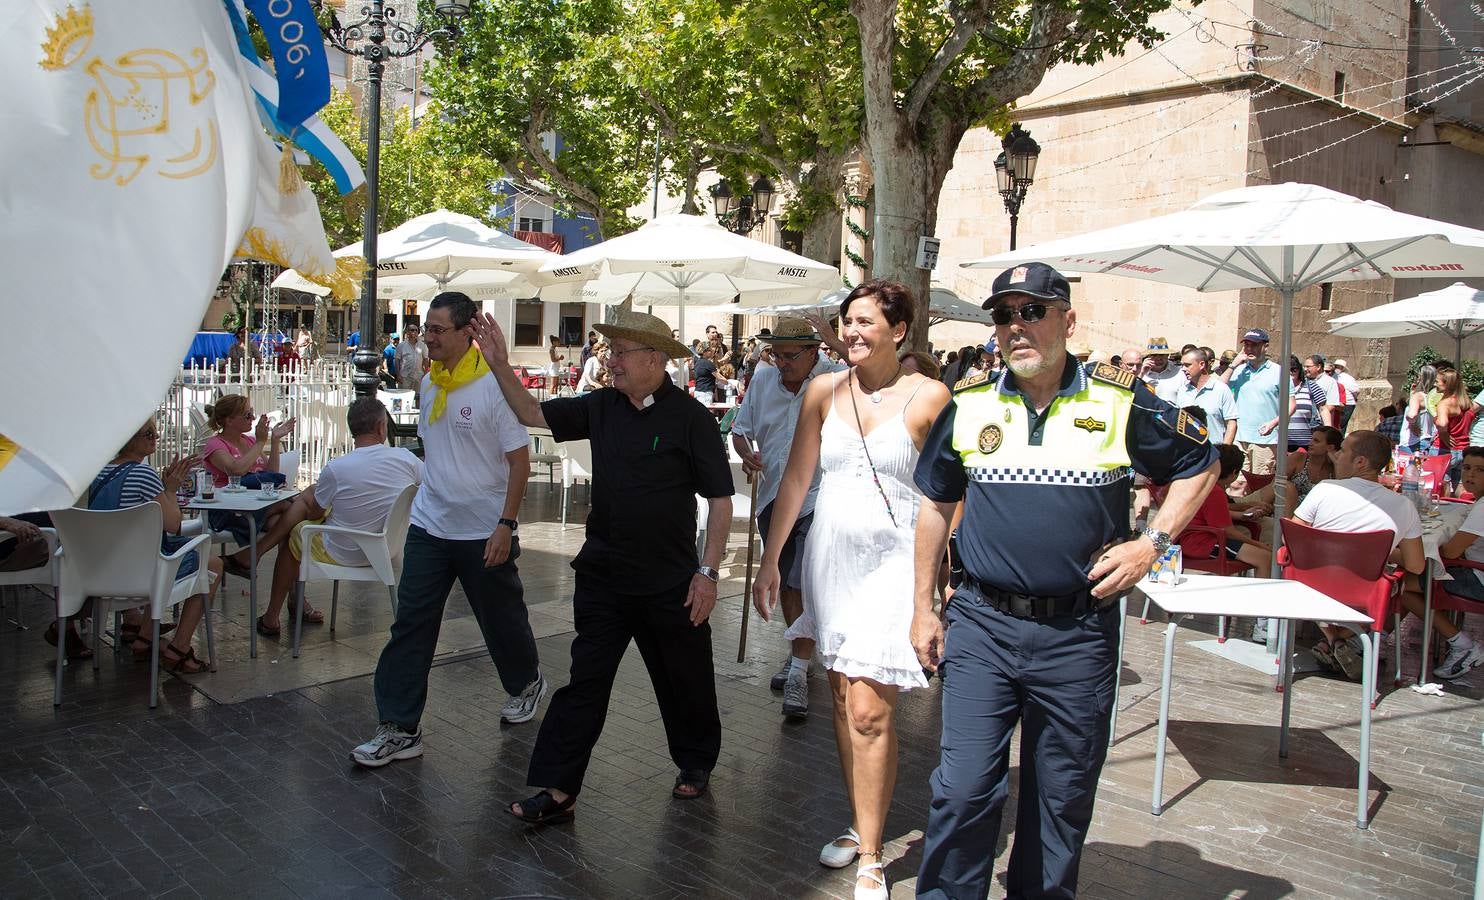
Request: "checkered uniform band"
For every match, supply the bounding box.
[966,466,1133,486]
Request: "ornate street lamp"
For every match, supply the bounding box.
[317,0,470,398]
[709,176,776,235]
[994,123,1040,251]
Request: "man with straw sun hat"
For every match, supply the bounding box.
[470,306,735,824]
[731,317,845,720]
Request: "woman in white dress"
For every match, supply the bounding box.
[754,280,950,900]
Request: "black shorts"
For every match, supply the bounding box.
[756,501,812,592]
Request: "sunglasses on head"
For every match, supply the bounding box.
[989,302,1063,326]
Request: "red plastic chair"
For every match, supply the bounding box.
[1420,454,1451,493]
[1277,520,1406,702]
[1138,525,1251,639]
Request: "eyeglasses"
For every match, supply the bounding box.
[989,302,1064,326]
[422,323,457,336]
[772,347,818,362]
[140,430,157,440]
[609,346,657,361]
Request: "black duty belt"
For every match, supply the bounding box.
[961,575,1117,620]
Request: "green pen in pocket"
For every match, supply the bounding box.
[652,436,659,451]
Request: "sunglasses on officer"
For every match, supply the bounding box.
[989,301,1067,326]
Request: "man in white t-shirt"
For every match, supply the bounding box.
[1292,429,1425,680]
[257,397,423,635]
[352,292,545,769]
[1395,446,1484,679]
[730,318,845,719]
[1332,358,1360,432]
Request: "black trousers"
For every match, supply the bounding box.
[527,575,721,796]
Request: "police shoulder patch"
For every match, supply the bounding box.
[1088,362,1135,391]
[953,371,991,394]
[1174,408,1210,444]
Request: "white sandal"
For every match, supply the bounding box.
[819,826,860,868]
[854,850,888,900]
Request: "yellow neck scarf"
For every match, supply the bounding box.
[428,344,486,423]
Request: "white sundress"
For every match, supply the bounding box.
[786,375,929,690]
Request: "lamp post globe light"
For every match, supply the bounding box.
[316,0,471,399]
[709,176,777,351]
[709,176,776,236]
[994,123,1040,251]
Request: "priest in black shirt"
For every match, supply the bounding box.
[471,307,735,825]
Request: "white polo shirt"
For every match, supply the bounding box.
[731,358,844,513]
[1335,371,1360,407]
[412,373,530,540]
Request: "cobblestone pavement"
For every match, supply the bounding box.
[2,489,1482,898]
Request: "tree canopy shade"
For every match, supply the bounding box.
[854,0,1178,347]
[300,89,506,247]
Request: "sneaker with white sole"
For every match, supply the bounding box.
[1250,619,1268,644]
[501,673,548,724]
[1433,643,1484,681]
[350,722,423,768]
[769,656,792,692]
[782,670,808,719]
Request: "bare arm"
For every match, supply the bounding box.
[1086,460,1219,598]
[484,445,530,567]
[469,313,547,428]
[1222,419,1237,445]
[911,497,954,670]
[1396,536,1426,575]
[1441,529,1480,560]
[804,313,849,361]
[751,376,831,618]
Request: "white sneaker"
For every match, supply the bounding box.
[350,722,423,768]
[501,673,548,724]
[1433,642,1484,681]
[819,827,860,868]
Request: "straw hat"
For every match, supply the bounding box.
[594,309,691,359]
[757,317,822,345]
[1146,336,1171,353]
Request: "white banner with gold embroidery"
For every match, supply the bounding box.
[0,2,261,513]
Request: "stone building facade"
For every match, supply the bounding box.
[933,0,1480,420]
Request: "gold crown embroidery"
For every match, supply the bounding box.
[40,4,219,186]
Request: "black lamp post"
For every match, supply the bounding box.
[709,176,776,352]
[709,176,776,235]
[318,0,470,398]
[994,123,1040,251]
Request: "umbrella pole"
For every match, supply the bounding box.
[738,473,758,663]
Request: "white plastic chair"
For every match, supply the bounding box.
[289,483,418,658]
[558,440,594,526]
[279,449,301,490]
[695,460,752,556]
[0,528,60,628]
[50,504,214,708]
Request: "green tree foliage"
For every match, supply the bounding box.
[300,89,507,247]
[1408,345,1484,396]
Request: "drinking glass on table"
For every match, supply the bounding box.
[227,475,242,492]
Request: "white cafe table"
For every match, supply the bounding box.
[1136,573,1376,828]
[186,488,299,659]
[1419,501,1471,682]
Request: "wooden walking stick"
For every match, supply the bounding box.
[737,470,759,663]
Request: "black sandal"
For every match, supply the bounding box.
[672,769,710,800]
[44,622,94,660]
[120,622,175,645]
[508,790,575,825]
[160,645,208,675]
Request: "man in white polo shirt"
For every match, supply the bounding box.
[731,317,844,719]
[352,291,545,768]
[1332,358,1360,432]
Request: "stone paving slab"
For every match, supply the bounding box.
[1,488,1482,897]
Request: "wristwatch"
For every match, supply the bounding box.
[1141,526,1173,555]
[696,566,719,582]
[498,517,519,532]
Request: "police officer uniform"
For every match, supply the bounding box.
[913,263,1217,899]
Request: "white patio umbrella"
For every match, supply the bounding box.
[964,182,1484,549]
[272,208,556,300]
[1327,281,1484,363]
[534,214,839,338]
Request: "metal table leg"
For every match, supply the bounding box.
[1110,594,1127,748]
[1358,631,1375,829]
[1152,615,1185,816]
[1421,559,1436,684]
[1279,619,1295,759]
[247,513,258,659]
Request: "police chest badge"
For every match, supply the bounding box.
[978,423,1003,454]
